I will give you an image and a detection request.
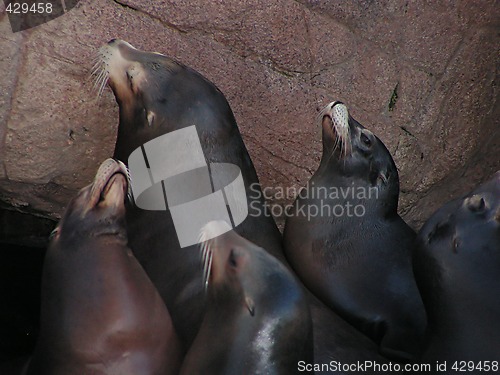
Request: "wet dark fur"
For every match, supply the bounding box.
[414,171,500,363]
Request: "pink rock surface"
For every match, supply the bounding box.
[0,0,498,232]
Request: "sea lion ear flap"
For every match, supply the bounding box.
[245,296,255,316]
[147,111,155,127]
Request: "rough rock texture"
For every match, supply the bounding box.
[0,0,498,239]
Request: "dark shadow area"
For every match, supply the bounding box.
[0,242,46,363]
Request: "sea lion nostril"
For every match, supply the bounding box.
[331,101,344,108]
[108,38,117,45]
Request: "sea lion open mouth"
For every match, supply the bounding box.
[87,158,130,211]
[50,159,131,244]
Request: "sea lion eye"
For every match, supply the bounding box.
[428,220,451,243]
[361,133,372,147]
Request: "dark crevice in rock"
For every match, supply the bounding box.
[112,0,188,34]
[247,135,314,176]
[388,82,399,112]
[400,125,416,139]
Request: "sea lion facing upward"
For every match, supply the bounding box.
[181,221,313,375]
[94,39,283,350]
[27,159,181,375]
[283,101,426,361]
[414,171,500,364]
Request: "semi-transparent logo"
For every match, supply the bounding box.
[3,1,80,32]
[128,125,248,248]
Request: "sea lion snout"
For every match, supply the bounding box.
[88,158,129,211]
[94,40,145,103]
[324,101,349,134]
[320,101,351,156]
[106,38,137,52]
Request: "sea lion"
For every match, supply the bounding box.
[283,101,426,361]
[414,171,500,364]
[180,221,313,374]
[94,39,283,349]
[26,159,181,375]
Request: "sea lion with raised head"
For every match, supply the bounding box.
[180,221,313,374]
[283,101,427,361]
[94,39,283,350]
[414,171,500,364]
[26,159,181,375]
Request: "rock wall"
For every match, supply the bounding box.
[0,0,498,239]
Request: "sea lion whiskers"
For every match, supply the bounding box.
[199,221,232,291]
[96,67,110,100]
[86,56,102,85]
[330,103,351,159]
[89,51,110,100]
[317,102,351,165]
[123,163,134,203]
[199,239,213,291]
[198,227,214,291]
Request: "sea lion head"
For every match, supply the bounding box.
[194,221,313,371]
[93,39,179,127]
[50,158,130,244]
[93,39,234,161]
[319,101,399,205]
[200,221,303,317]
